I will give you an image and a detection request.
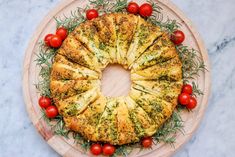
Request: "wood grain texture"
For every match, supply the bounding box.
[22,0,211,156]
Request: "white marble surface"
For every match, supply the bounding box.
[0,0,234,156]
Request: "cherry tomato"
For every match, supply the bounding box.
[171,30,185,45]
[56,27,68,41]
[44,34,53,46]
[178,93,190,105]
[46,106,58,118]
[139,3,153,17]
[49,35,62,48]
[127,2,139,14]
[38,96,51,109]
[182,84,193,95]
[141,137,153,148]
[102,144,115,156]
[86,9,99,20]
[90,143,102,156]
[186,97,197,109]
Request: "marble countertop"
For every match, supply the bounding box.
[0,0,234,156]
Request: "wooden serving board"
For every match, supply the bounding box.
[22,0,211,156]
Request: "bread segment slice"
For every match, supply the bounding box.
[57,87,100,117]
[132,34,177,70]
[131,57,182,81]
[92,14,117,63]
[126,17,163,67]
[129,91,174,128]
[63,96,107,141]
[50,80,100,100]
[73,21,110,67]
[125,96,157,138]
[58,35,102,72]
[95,98,119,145]
[115,97,139,145]
[131,80,182,108]
[51,54,101,80]
[115,13,138,66]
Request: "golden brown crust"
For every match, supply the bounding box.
[49,13,183,145]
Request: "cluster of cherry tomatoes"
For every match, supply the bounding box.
[90,143,115,156]
[127,2,153,17]
[178,84,197,109]
[90,137,153,156]
[38,96,58,118]
[44,27,68,48]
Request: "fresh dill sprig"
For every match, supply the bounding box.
[89,0,109,7]
[41,109,52,126]
[52,115,70,138]
[147,0,180,34]
[89,0,128,13]
[89,0,110,13]
[149,17,180,34]
[192,81,204,97]
[112,145,135,157]
[35,42,56,97]
[111,0,128,12]
[153,111,184,145]
[54,7,86,32]
[73,133,91,151]
[177,45,206,83]
[148,0,162,14]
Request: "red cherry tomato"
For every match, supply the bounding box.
[90,143,102,156]
[102,144,115,156]
[127,2,139,14]
[139,3,153,17]
[86,9,99,20]
[187,97,197,109]
[141,137,153,148]
[46,106,58,118]
[171,30,185,45]
[38,96,51,109]
[56,27,68,40]
[49,35,62,48]
[182,84,193,95]
[44,34,53,46]
[178,93,190,105]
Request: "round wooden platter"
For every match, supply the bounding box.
[22,0,211,156]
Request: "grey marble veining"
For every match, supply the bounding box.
[0,0,234,156]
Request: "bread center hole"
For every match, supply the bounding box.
[101,64,131,97]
